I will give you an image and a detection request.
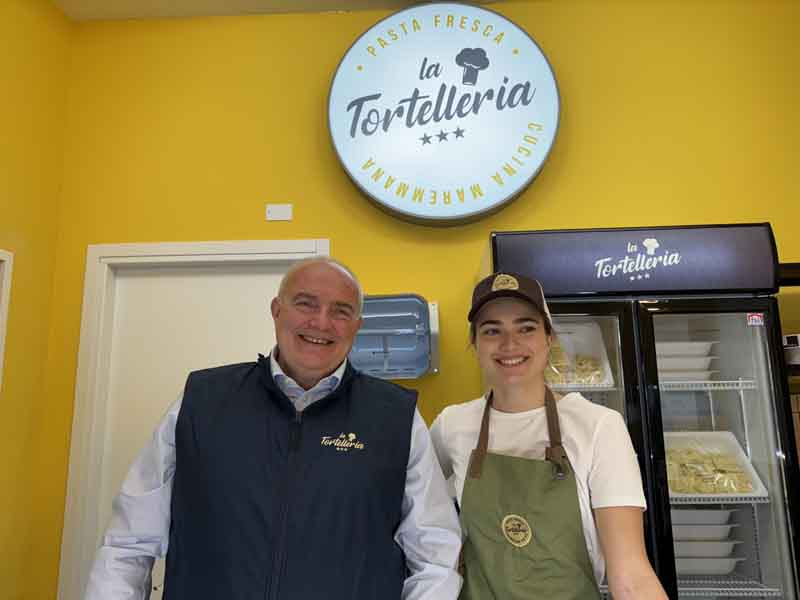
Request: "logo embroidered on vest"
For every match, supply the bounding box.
[501,514,532,548]
[491,274,519,292]
[320,432,366,453]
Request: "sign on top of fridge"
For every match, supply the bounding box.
[491,224,780,296]
[328,3,559,225]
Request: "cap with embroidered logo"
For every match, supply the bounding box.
[468,272,552,327]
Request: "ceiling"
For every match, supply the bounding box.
[52,0,503,21]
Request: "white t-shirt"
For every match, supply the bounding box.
[429,392,646,585]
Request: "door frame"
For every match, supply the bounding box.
[0,249,13,393]
[58,239,329,600]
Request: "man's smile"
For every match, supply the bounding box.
[299,333,334,345]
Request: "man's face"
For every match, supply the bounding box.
[271,262,362,389]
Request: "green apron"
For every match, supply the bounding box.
[458,388,601,600]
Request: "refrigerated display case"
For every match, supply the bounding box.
[488,223,800,599]
[642,305,795,598]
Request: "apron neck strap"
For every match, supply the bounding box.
[543,388,569,479]
[468,387,569,480]
[467,391,493,478]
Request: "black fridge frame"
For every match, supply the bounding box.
[637,296,800,599]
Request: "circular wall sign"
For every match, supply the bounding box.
[328,2,559,225]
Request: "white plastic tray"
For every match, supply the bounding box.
[658,356,716,370]
[676,557,745,575]
[670,509,734,525]
[656,341,716,357]
[659,369,718,381]
[673,524,738,541]
[674,540,741,557]
[548,320,614,387]
[665,431,769,500]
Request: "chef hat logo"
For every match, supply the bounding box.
[642,238,660,256]
[455,48,490,86]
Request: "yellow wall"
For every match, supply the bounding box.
[0,0,72,596]
[7,0,800,597]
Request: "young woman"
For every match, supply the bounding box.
[431,272,668,600]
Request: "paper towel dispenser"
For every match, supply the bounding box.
[349,294,439,379]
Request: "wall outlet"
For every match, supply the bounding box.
[265,204,293,221]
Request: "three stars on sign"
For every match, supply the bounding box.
[420,127,466,145]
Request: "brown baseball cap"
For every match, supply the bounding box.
[468,272,552,326]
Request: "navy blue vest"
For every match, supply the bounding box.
[163,356,416,600]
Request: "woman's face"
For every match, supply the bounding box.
[473,296,552,389]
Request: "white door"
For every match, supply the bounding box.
[59,240,329,600]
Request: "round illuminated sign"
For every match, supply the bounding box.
[328,3,559,224]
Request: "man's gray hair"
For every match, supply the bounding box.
[277,257,364,315]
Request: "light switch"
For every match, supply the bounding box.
[266,204,293,221]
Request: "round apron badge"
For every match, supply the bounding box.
[501,514,532,548]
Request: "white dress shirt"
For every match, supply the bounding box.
[84,353,462,599]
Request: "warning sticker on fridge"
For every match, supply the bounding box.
[746,313,764,327]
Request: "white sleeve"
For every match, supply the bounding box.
[84,396,181,600]
[588,411,647,510]
[429,410,453,480]
[396,408,463,600]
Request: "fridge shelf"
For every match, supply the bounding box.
[550,383,617,392]
[677,574,782,597]
[671,495,770,505]
[660,380,757,392]
[603,579,782,600]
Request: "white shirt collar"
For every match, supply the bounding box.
[269,346,347,403]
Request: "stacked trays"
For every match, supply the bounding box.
[657,341,718,381]
[672,509,744,576]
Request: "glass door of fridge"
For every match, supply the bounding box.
[642,301,798,599]
[548,302,665,598]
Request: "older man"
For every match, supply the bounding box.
[85,258,462,599]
